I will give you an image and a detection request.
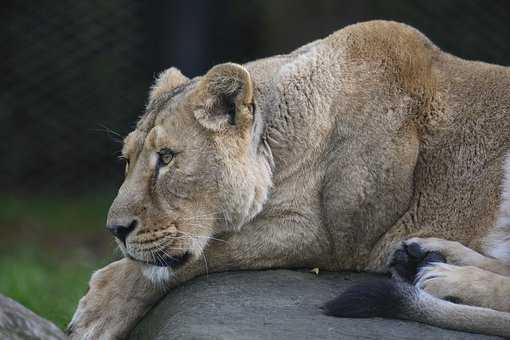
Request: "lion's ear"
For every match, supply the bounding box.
[149,67,189,101]
[194,63,254,132]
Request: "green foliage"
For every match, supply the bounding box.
[0,193,114,232]
[0,249,107,330]
[0,194,115,330]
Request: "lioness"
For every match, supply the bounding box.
[68,20,510,338]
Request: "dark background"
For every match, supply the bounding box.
[1,1,510,330]
[2,0,510,195]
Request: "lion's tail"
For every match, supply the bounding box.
[322,278,510,337]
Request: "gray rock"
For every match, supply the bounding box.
[129,270,500,340]
[0,294,66,340]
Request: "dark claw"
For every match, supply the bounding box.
[389,248,409,267]
[406,242,425,259]
[389,242,447,283]
[389,244,420,283]
[444,296,463,304]
[419,251,446,268]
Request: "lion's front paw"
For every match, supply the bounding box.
[404,237,483,267]
[67,266,121,340]
[67,296,106,340]
[415,262,499,308]
[67,259,161,340]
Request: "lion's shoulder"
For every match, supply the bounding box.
[328,20,437,62]
[327,20,439,105]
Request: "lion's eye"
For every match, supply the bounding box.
[157,148,175,166]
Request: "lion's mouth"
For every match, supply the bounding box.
[129,251,192,269]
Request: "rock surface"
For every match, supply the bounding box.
[129,269,500,340]
[0,293,66,340]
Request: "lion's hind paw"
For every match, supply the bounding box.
[389,241,446,283]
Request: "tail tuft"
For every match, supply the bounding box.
[323,277,510,337]
[322,278,407,318]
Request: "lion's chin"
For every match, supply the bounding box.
[128,251,192,269]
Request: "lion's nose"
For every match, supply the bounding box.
[106,220,137,244]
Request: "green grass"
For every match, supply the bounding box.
[0,193,115,330]
[0,249,107,330]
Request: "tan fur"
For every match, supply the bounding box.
[415,262,510,312]
[68,20,510,338]
[403,235,510,315]
[149,67,189,102]
[407,237,510,276]
[341,20,438,112]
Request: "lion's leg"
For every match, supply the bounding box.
[67,257,209,339]
[68,218,326,339]
[404,237,510,276]
[67,258,167,340]
[69,257,217,340]
[204,219,329,272]
[386,237,510,312]
[415,262,510,312]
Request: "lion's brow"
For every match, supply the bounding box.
[130,78,198,151]
[121,131,143,158]
[145,80,194,114]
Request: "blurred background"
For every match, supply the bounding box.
[2,0,510,330]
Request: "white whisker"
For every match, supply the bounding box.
[177,231,227,243]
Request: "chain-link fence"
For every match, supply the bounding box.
[2,0,510,194]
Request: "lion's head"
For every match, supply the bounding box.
[106,63,272,269]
